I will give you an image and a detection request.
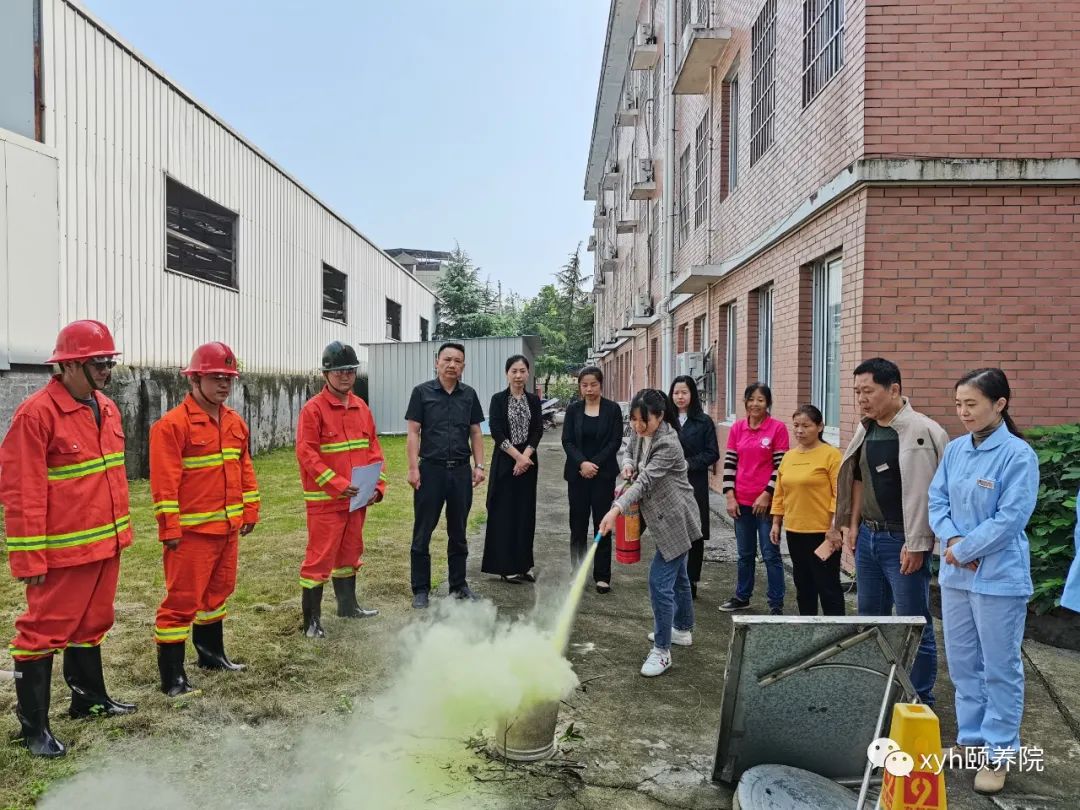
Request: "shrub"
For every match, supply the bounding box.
[1025,424,1080,614]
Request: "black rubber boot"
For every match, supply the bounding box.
[157,642,195,697]
[302,585,326,638]
[14,656,67,757]
[192,622,246,671]
[63,646,136,719]
[332,576,379,619]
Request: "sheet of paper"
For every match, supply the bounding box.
[349,461,384,512]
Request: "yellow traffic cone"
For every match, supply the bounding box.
[877,703,947,810]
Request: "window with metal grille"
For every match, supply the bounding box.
[651,60,662,145]
[756,284,773,387]
[726,73,740,192]
[166,177,239,289]
[724,303,738,420]
[694,112,709,228]
[678,145,691,245]
[749,0,777,167]
[420,317,429,342]
[802,0,845,107]
[322,263,347,323]
[812,255,842,435]
[385,298,402,341]
[694,314,707,353]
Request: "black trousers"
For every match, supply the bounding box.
[786,530,845,616]
[687,474,711,583]
[567,476,614,583]
[411,463,472,594]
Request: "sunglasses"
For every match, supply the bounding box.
[87,358,118,369]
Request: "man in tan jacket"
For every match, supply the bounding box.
[829,358,948,706]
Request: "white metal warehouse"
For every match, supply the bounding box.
[0,0,437,375]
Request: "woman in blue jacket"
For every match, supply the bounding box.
[928,368,1039,797]
[1062,494,1080,612]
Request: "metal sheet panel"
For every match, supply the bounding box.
[712,615,924,785]
[19,0,437,372]
[364,337,542,435]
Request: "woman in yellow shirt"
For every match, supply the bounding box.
[770,405,844,615]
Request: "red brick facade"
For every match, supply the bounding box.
[586,0,1080,482]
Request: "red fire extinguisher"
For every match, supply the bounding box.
[615,487,641,564]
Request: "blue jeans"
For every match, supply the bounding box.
[649,548,694,651]
[734,506,785,608]
[856,524,937,706]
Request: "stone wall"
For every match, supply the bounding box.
[0,365,339,478]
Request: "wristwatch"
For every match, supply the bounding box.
[475,463,485,470]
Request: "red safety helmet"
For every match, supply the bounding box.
[46,320,119,364]
[182,341,240,377]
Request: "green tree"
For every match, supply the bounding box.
[434,246,521,339]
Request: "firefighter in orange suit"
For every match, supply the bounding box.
[0,320,136,758]
[295,341,386,637]
[150,341,259,697]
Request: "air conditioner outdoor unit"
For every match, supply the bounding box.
[676,351,704,378]
[636,23,656,46]
[634,293,654,318]
[637,158,654,183]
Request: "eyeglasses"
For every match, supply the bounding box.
[207,374,236,383]
[87,358,118,369]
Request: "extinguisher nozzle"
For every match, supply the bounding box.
[593,532,602,544]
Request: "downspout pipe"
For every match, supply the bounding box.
[660,0,676,391]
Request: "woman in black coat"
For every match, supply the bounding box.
[561,366,624,593]
[669,375,720,599]
[482,355,544,582]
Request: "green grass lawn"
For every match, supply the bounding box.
[0,436,493,809]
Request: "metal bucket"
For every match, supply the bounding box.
[491,700,559,762]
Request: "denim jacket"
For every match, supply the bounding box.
[1060,490,1080,611]
[928,422,1039,597]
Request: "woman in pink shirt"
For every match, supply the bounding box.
[719,383,790,614]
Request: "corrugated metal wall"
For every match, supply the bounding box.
[12,0,437,373]
[364,337,541,435]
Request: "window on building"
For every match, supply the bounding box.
[694,314,707,353]
[385,298,402,341]
[725,303,738,420]
[678,145,691,245]
[420,317,430,342]
[0,0,43,141]
[649,199,660,280]
[725,73,740,193]
[750,0,777,167]
[802,0,845,108]
[756,284,773,387]
[651,60,662,145]
[165,178,239,289]
[694,112,710,228]
[321,263,347,323]
[812,255,842,434]
[679,323,690,353]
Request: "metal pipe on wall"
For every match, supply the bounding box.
[661,0,676,392]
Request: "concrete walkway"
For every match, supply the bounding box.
[465,434,1080,809]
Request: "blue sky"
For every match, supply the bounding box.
[85,0,608,300]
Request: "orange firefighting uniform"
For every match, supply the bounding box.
[0,379,131,661]
[150,395,259,644]
[295,386,386,588]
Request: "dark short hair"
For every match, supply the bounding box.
[854,357,901,390]
[578,366,603,385]
[437,342,466,359]
[743,382,773,409]
[505,354,530,372]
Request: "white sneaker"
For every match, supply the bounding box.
[647,628,693,647]
[640,647,672,677]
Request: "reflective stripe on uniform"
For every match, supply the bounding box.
[178,504,244,527]
[5,515,130,554]
[154,626,190,643]
[47,451,125,481]
[67,633,107,648]
[303,491,335,502]
[315,468,336,486]
[194,605,227,624]
[331,566,356,578]
[299,577,326,589]
[318,439,370,454]
[8,644,63,658]
[182,453,225,470]
[154,499,180,515]
[242,490,260,504]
